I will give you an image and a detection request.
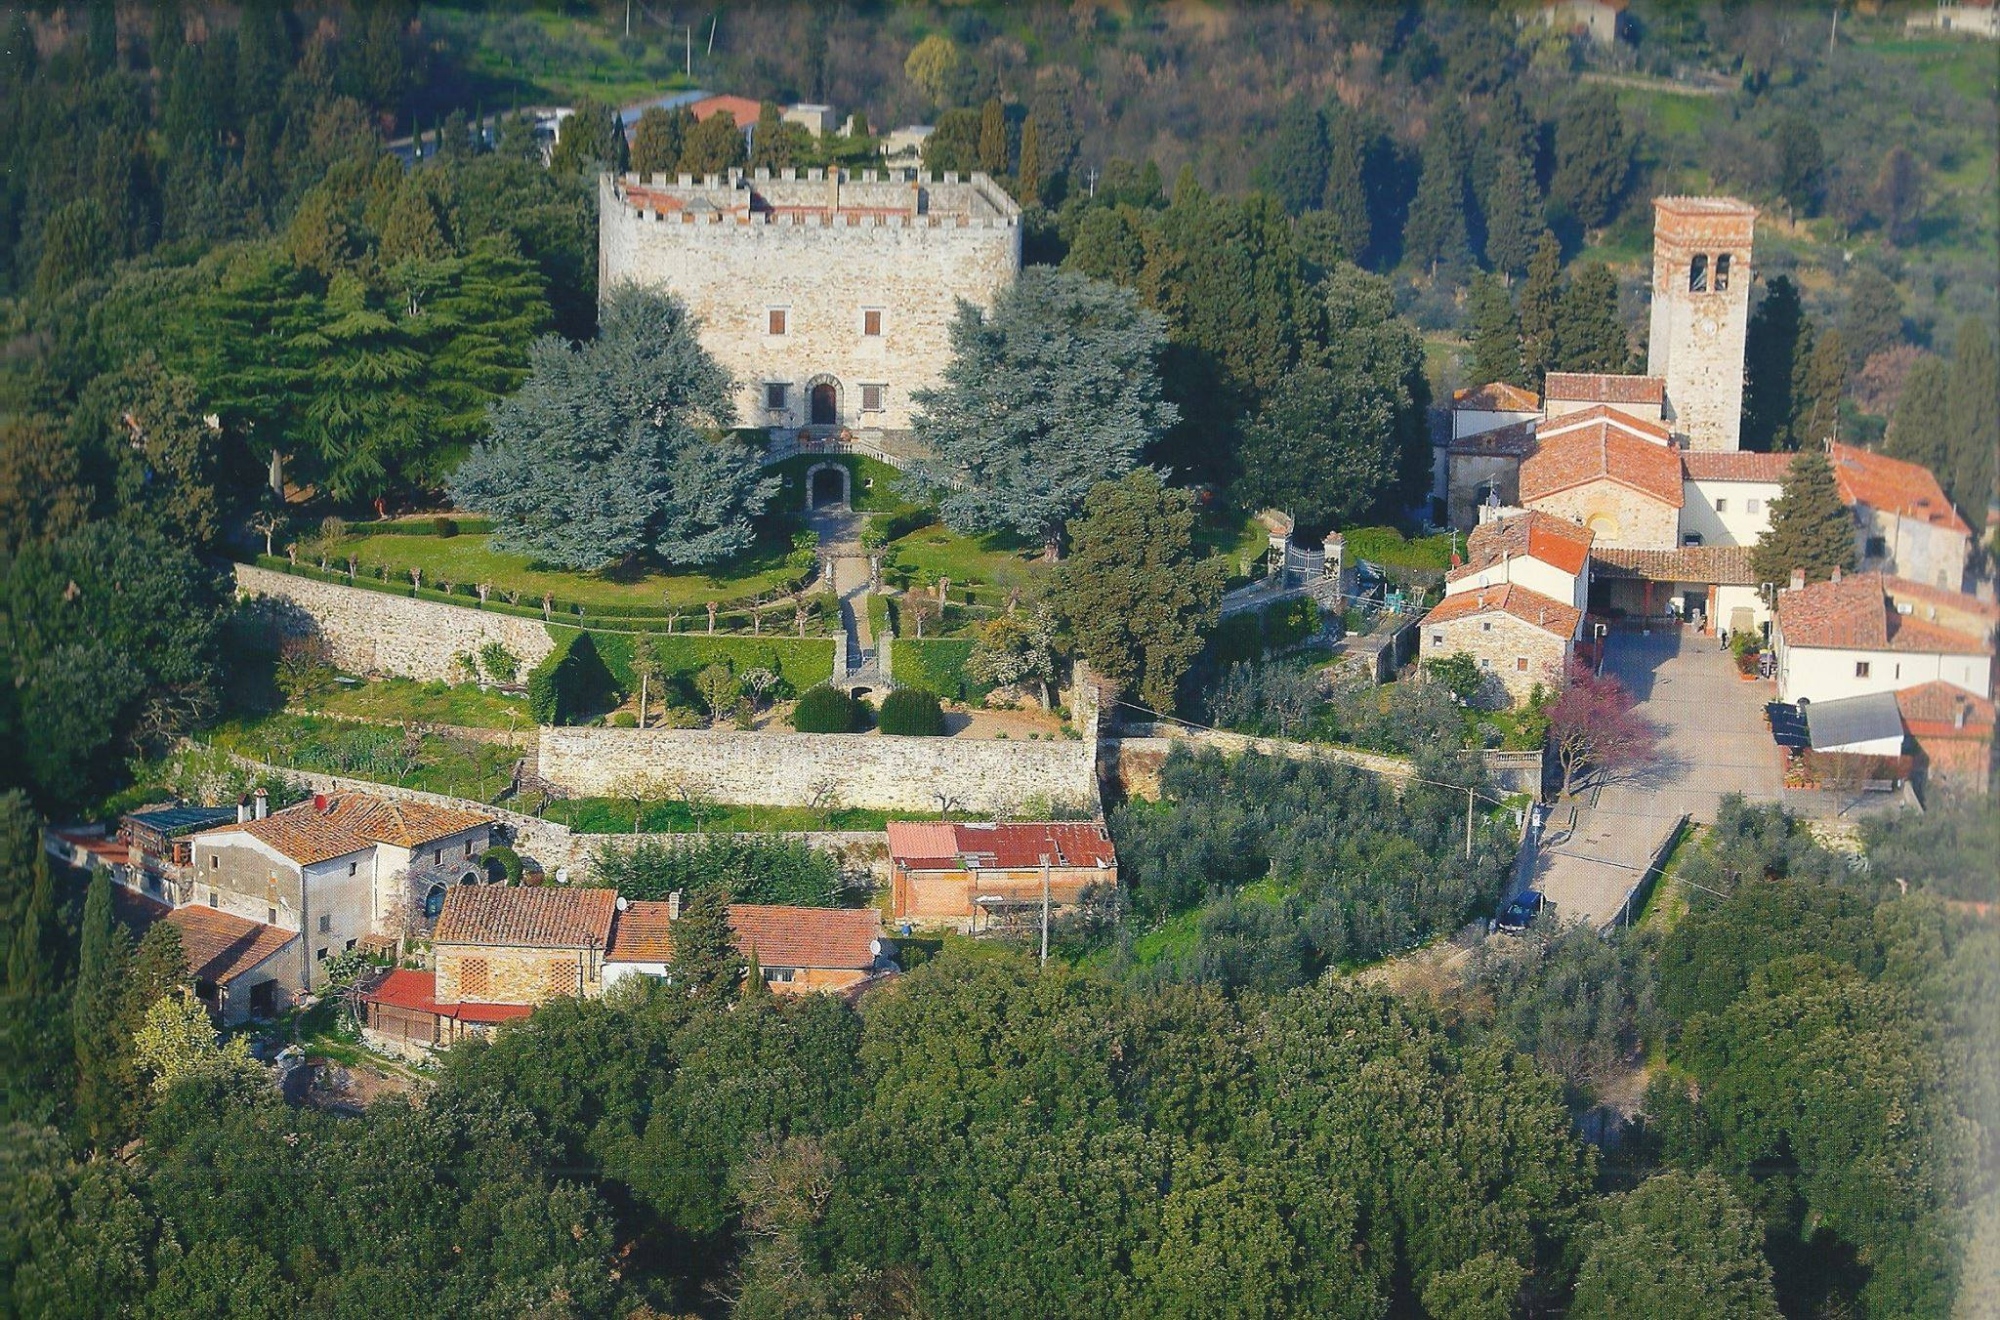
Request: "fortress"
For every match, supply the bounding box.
[598,167,1023,434]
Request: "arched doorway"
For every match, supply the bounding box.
[807,462,851,510]
[810,380,838,426]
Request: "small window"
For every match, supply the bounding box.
[1715,254,1732,291]
[1515,657,1530,672]
[348,861,357,876]
[433,848,443,865]
[271,907,280,925]
[1479,658,1494,670]
[345,938,356,951]
[1481,620,1493,632]
[1747,498,1760,513]
[317,913,331,934]
[767,308,788,335]
[765,382,788,410]
[1431,632,1444,646]
[208,893,218,908]
[1714,498,1728,513]
[1865,536,1887,559]
[464,840,475,858]
[210,855,219,870]
[1684,533,1704,547]
[1855,661,1871,678]
[1689,254,1708,292]
[861,383,885,413]
[765,967,797,984]
[862,309,882,336]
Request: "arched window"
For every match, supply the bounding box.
[1714,253,1732,291]
[1689,254,1708,292]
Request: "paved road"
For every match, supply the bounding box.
[1525,629,1786,930]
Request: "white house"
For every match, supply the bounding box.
[1445,510,1593,611]
[1773,571,1995,706]
[1679,450,1790,548]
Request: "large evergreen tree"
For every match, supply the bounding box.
[977,97,1008,176]
[1548,86,1630,230]
[1402,104,1474,274]
[1944,317,1998,519]
[1751,448,1857,586]
[450,286,773,570]
[1321,106,1374,263]
[1517,231,1563,388]
[548,98,628,176]
[1553,263,1628,373]
[1260,98,1330,215]
[1742,277,1809,452]
[1571,1172,1781,1318]
[666,888,742,1003]
[70,868,133,1148]
[907,267,1175,559]
[1483,150,1542,279]
[1884,352,1952,478]
[630,106,692,179]
[1467,275,1524,386]
[1048,470,1226,715]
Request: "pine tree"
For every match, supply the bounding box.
[1402,104,1473,275]
[742,944,770,999]
[1321,107,1373,263]
[1260,98,1329,215]
[1017,117,1043,204]
[679,110,748,175]
[2,792,69,1124]
[667,889,742,1003]
[1884,353,1952,478]
[978,97,1007,176]
[1517,231,1563,388]
[71,868,134,1148]
[1752,448,1857,586]
[1468,275,1524,386]
[1549,86,1630,230]
[1773,114,1826,220]
[547,98,628,176]
[1554,263,1628,373]
[1483,151,1541,279]
[1742,277,1807,452]
[1839,266,1904,371]
[1944,317,1998,519]
[1792,327,1845,450]
[631,106,691,179]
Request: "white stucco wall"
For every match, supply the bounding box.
[1857,509,1971,593]
[1776,643,1993,705]
[1443,556,1587,611]
[1682,479,1780,547]
[1452,408,1539,440]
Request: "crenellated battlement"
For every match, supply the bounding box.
[604,167,1021,233]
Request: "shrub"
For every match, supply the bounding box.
[878,687,946,736]
[479,845,523,884]
[612,712,638,727]
[528,630,617,724]
[478,641,520,684]
[433,515,460,538]
[791,685,861,733]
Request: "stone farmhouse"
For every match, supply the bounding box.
[361,885,895,1055]
[1424,512,1595,705]
[1828,442,1975,591]
[885,820,1119,931]
[598,165,1022,434]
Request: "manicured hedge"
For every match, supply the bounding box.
[528,630,617,724]
[791,685,864,733]
[878,688,946,736]
[349,515,498,537]
[893,639,989,704]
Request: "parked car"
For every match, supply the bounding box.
[1495,890,1547,933]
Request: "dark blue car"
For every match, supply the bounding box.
[1496,891,1547,932]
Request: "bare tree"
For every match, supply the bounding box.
[250,510,283,557]
[1548,660,1660,797]
[630,642,662,730]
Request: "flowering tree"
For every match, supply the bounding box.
[1548,659,1660,797]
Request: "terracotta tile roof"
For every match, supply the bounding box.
[1896,681,1996,735]
[1543,373,1665,405]
[363,968,441,1013]
[198,793,492,866]
[164,907,298,986]
[1654,195,1758,218]
[1447,417,1539,458]
[884,821,962,870]
[605,900,677,962]
[1452,511,1594,580]
[1880,576,2000,626]
[1828,443,1970,535]
[1591,544,1758,585]
[433,886,617,949]
[689,94,762,126]
[1777,573,1995,655]
[1537,403,1671,444]
[730,905,884,971]
[1520,422,1685,508]
[1421,582,1583,639]
[1452,382,1541,412]
[1681,451,1793,483]
[453,1002,535,1024]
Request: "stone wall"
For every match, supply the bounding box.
[1523,480,1680,551]
[599,171,1020,432]
[235,564,556,684]
[1420,610,1570,707]
[538,725,1099,814]
[1102,730,1545,801]
[437,941,599,1006]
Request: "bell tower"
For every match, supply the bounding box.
[1647,196,1757,452]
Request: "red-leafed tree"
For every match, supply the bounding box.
[1548,659,1660,797]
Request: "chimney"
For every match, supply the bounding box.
[667,889,683,920]
[1830,566,1843,583]
[237,796,251,825]
[254,788,269,820]
[1789,568,1806,591]
[1956,700,1969,730]
[312,793,326,814]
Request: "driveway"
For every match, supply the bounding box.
[1524,629,1786,930]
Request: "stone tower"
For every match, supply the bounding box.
[1646,196,1756,452]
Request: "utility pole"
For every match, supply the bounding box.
[685,24,691,78]
[1464,787,1475,860]
[1039,854,1051,967]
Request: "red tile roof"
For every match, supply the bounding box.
[1654,195,1758,218]
[1828,443,1970,535]
[1896,682,1995,736]
[1452,511,1594,580]
[730,905,883,971]
[605,900,676,962]
[688,94,762,126]
[1543,373,1665,405]
[1591,544,1757,586]
[1681,451,1793,483]
[164,907,297,986]
[601,901,885,971]
[1520,422,1685,508]
[1447,418,1539,458]
[360,969,534,1022]
[1537,403,1670,444]
[886,821,1118,872]
[1452,382,1541,412]
[883,821,962,871]
[433,886,618,949]
[1880,576,2000,626]
[1777,573,1994,655]
[199,793,492,866]
[1421,583,1583,639]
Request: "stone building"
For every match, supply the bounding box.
[598,167,1022,434]
[1517,417,1685,549]
[885,821,1119,932]
[1421,584,1584,707]
[1647,196,1757,451]
[1828,442,1974,591]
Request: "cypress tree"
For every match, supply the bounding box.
[1321,107,1373,264]
[1751,448,1857,586]
[71,868,134,1147]
[1884,353,1952,478]
[1944,317,1998,518]
[1017,116,1043,204]
[1554,263,1627,373]
[1403,104,1473,275]
[2,793,69,1124]
[1467,275,1524,386]
[1517,231,1562,387]
[1792,327,1845,450]
[1548,85,1630,230]
[1260,98,1329,215]
[1742,277,1807,452]
[1839,266,1904,371]
[978,97,1007,176]
[667,888,742,1003]
[1484,151,1541,279]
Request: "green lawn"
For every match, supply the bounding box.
[885,523,1049,601]
[204,714,521,803]
[1340,525,1457,572]
[1193,510,1273,576]
[317,678,531,731]
[325,529,799,612]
